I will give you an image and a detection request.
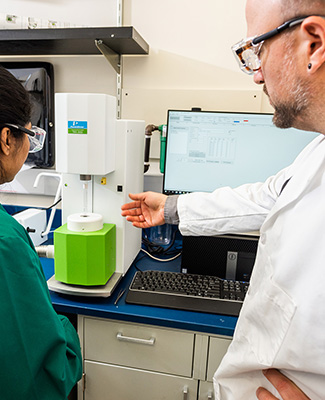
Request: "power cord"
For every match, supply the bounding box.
[41,198,62,210]
[140,248,181,262]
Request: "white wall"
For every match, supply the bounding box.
[0,0,272,205]
[0,0,120,27]
[121,0,272,157]
[123,0,250,85]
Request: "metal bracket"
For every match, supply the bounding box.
[95,39,122,119]
[95,39,121,74]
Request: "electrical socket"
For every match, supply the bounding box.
[13,208,48,246]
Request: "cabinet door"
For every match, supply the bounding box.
[207,337,231,382]
[198,381,215,400]
[84,360,198,400]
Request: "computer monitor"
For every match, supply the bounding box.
[163,109,319,280]
[1,61,55,167]
[163,109,319,195]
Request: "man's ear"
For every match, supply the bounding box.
[0,127,12,156]
[301,16,325,73]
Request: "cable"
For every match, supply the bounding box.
[132,254,148,272]
[42,197,62,210]
[8,198,62,217]
[140,248,182,262]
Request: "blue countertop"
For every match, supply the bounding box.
[42,252,237,337]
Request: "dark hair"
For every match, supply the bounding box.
[0,66,32,181]
[0,65,32,130]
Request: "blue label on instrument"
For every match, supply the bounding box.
[68,120,88,134]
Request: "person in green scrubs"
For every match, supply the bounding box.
[0,65,82,399]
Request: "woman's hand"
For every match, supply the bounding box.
[257,369,310,400]
[121,192,168,228]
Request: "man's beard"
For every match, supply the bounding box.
[262,36,310,130]
[263,80,310,129]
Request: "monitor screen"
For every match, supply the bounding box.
[163,110,319,195]
[1,61,55,167]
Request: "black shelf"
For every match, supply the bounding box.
[0,26,149,56]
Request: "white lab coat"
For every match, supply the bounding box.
[177,134,325,399]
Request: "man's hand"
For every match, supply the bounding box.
[121,192,167,228]
[256,369,310,400]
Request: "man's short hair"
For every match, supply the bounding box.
[280,0,325,20]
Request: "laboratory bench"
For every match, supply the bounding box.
[41,251,237,400]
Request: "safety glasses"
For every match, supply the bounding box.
[5,123,47,153]
[232,15,317,75]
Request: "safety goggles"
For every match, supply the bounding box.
[5,123,47,153]
[232,15,316,75]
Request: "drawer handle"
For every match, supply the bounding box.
[116,332,156,346]
[183,386,188,400]
[207,391,214,400]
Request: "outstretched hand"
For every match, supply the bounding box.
[121,192,168,228]
[256,369,310,400]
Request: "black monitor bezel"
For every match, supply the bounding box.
[1,61,55,168]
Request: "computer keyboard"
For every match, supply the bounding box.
[126,270,249,316]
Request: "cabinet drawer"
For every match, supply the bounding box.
[84,361,198,400]
[84,317,194,377]
[206,337,231,382]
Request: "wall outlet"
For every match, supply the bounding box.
[13,208,48,246]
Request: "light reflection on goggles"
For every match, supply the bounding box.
[231,38,263,75]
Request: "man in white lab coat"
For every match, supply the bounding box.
[121,0,325,398]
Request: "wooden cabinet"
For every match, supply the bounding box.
[78,316,232,400]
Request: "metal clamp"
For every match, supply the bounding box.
[116,332,155,346]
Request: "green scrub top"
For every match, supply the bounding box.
[0,205,82,399]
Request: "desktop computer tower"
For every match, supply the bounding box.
[180,234,259,282]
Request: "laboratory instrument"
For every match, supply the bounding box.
[48,92,144,296]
